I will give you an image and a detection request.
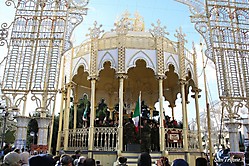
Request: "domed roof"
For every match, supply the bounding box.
[101,31,153,38]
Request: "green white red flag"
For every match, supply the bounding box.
[132,92,141,132]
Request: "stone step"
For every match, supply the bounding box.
[119,151,162,166]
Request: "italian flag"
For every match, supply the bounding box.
[132,92,141,132]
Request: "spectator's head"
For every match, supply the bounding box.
[75,149,81,156]
[77,156,86,166]
[118,156,127,165]
[138,152,151,166]
[172,159,189,166]
[14,148,20,154]
[83,158,96,166]
[29,154,55,166]
[196,157,207,166]
[2,151,22,166]
[159,157,170,166]
[60,154,73,166]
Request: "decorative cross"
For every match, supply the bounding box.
[112,17,131,35]
[175,27,187,44]
[149,19,169,37]
[86,21,104,39]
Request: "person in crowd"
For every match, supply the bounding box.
[59,154,73,166]
[76,156,86,166]
[118,156,127,166]
[29,154,55,166]
[53,155,61,165]
[96,160,101,166]
[14,149,20,154]
[196,157,207,166]
[20,151,29,166]
[3,144,12,156]
[171,159,189,166]
[140,119,151,152]
[157,156,170,166]
[137,152,151,166]
[151,121,159,151]
[2,151,22,166]
[83,158,95,166]
[124,118,136,147]
[71,149,81,161]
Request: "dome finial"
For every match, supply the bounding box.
[112,11,145,34]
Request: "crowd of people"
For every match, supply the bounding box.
[1,144,240,166]
[0,147,101,166]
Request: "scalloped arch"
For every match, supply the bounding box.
[126,50,156,74]
[235,10,249,24]
[210,7,229,21]
[98,51,117,73]
[185,63,196,86]
[72,57,89,76]
[165,55,179,74]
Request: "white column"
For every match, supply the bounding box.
[225,120,241,152]
[15,116,31,149]
[192,88,203,153]
[63,84,72,150]
[117,75,125,155]
[36,117,51,146]
[180,80,188,151]
[88,78,97,156]
[158,78,165,153]
[56,90,65,153]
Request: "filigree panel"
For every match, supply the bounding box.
[176,0,249,102]
[2,0,88,94]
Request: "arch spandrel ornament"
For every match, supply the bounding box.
[164,54,180,75]
[72,57,90,77]
[97,51,118,73]
[125,50,156,74]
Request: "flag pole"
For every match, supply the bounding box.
[139,91,142,144]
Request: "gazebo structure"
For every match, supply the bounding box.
[57,12,204,165]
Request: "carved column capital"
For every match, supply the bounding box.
[225,121,241,133]
[67,82,75,89]
[179,79,186,85]
[191,87,202,98]
[156,75,166,80]
[191,87,202,93]
[87,76,99,81]
[116,73,128,79]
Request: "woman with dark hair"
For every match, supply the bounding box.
[171,159,189,166]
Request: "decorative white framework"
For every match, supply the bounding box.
[0,0,89,116]
[176,0,249,153]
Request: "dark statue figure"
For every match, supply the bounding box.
[96,98,108,121]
